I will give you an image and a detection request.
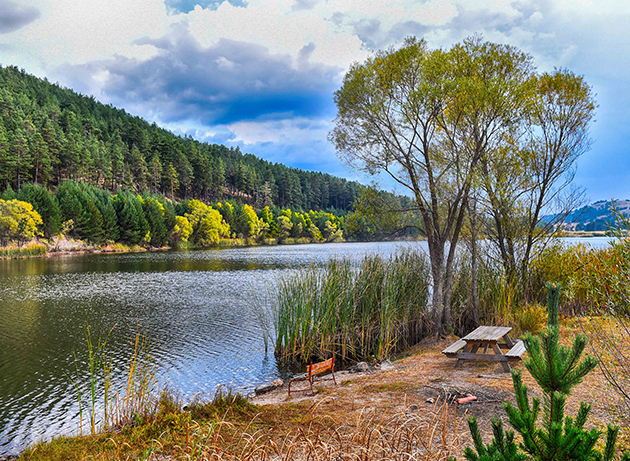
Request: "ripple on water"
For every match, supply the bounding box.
[0,242,422,454]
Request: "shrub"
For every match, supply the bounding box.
[514,303,547,335]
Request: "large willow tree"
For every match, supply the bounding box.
[330,37,537,333]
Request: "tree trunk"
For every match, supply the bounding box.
[427,236,446,337]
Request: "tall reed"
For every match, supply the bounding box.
[69,326,158,435]
[66,323,112,435]
[106,331,158,430]
[272,248,431,364]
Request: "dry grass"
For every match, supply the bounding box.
[166,398,464,461]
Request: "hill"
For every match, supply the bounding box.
[551,199,630,232]
[0,65,360,212]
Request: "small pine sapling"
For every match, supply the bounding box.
[463,282,630,461]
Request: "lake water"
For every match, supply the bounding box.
[0,237,613,454]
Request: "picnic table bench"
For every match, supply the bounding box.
[442,326,526,372]
[288,356,337,396]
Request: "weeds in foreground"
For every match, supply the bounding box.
[22,388,465,461]
[176,399,463,461]
[106,331,158,431]
[67,326,157,437]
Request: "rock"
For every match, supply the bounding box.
[246,392,256,399]
[407,404,419,412]
[255,381,281,395]
[379,359,395,371]
[349,362,372,373]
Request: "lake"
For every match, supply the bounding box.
[0,237,613,454]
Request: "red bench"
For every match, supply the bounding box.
[288,356,337,396]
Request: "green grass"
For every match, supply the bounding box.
[0,242,47,258]
[272,248,431,365]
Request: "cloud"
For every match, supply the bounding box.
[165,0,247,14]
[292,0,320,12]
[0,0,40,34]
[57,26,342,128]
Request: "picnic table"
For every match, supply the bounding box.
[442,326,526,372]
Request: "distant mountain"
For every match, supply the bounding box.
[547,199,630,232]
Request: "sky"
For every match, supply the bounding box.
[0,0,629,202]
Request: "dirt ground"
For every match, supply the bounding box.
[250,328,630,449]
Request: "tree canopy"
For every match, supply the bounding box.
[330,36,594,333]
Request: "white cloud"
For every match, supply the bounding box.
[228,117,331,145]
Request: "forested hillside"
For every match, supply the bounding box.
[0,65,360,212]
[551,199,630,232]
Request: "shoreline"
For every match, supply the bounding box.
[0,236,422,261]
[10,319,628,460]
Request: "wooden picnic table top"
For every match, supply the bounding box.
[461,325,512,342]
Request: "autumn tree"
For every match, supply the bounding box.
[0,199,43,246]
[481,69,596,286]
[330,37,535,333]
[185,199,230,246]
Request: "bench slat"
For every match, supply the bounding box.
[442,338,467,355]
[308,357,334,376]
[505,340,526,358]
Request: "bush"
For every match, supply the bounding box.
[514,303,547,335]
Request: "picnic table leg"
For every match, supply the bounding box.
[491,342,511,372]
[455,342,472,367]
[503,334,515,348]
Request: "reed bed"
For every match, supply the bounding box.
[0,242,47,258]
[273,248,431,364]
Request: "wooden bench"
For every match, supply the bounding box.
[288,356,337,396]
[505,340,526,359]
[442,338,468,357]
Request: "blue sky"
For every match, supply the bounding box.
[0,0,629,202]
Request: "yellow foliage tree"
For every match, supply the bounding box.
[0,199,43,246]
[170,215,193,245]
[241,204,268,240]
[185,199,230,246]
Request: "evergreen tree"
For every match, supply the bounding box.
[163,162,179,198]
[17,183,61,238]
[94,188,119,242]
[150,153,162,191]
[142,196,167,247]
[113,190,148,245]
[464,283,630,461]
[0,121,15,188]
[1,184,16,200]
[11,128,31,190]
